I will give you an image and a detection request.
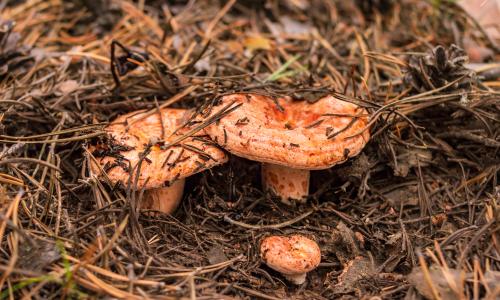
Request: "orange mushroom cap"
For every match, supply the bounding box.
[260,235,321,284]
[205,93,370,170]
[89,108,227,189]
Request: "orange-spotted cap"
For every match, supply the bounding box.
[205,94,370,170]
[89,108,227,189]
[260,235,321,283]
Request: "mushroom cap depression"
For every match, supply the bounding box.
[260,235,321,276]
[89,108,227,189]
[205,94,370,170]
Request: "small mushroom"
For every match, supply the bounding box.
[89,108,227,214]
[260,235,321,284]
[205,93,370,204]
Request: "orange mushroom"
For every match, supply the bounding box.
[89,108,227,214]
[205,93,370,204]
[260,234,321,284]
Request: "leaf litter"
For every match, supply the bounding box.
[0,0,499,298]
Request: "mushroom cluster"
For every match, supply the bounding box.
[205,93,370,204]
[89,93,369,285]
[89,93,369,212]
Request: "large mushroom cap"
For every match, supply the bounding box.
[260,235,321,277]
[89,108,227,189]
[205,94,370,170]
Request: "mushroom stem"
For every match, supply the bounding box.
[261,163,310,205]
[284,273,307,285]
[139,179,185,214]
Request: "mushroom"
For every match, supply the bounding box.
[260,234,321,284]
[205,93,370,204]
[89,108,227,214]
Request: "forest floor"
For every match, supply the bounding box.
[0,0,499,299]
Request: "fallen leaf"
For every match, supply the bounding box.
[243,36,272,51]
[331,221,360,264]
[392,147,433,177]
[384,185,419,207]
[17,239,61,271]
[194,56,211,72]
[57,80,79,95]
[386,232,402,246]
[331,256,375,295]
[207,245,228,265]
[280,16,311,35]
[408,265,464,300]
